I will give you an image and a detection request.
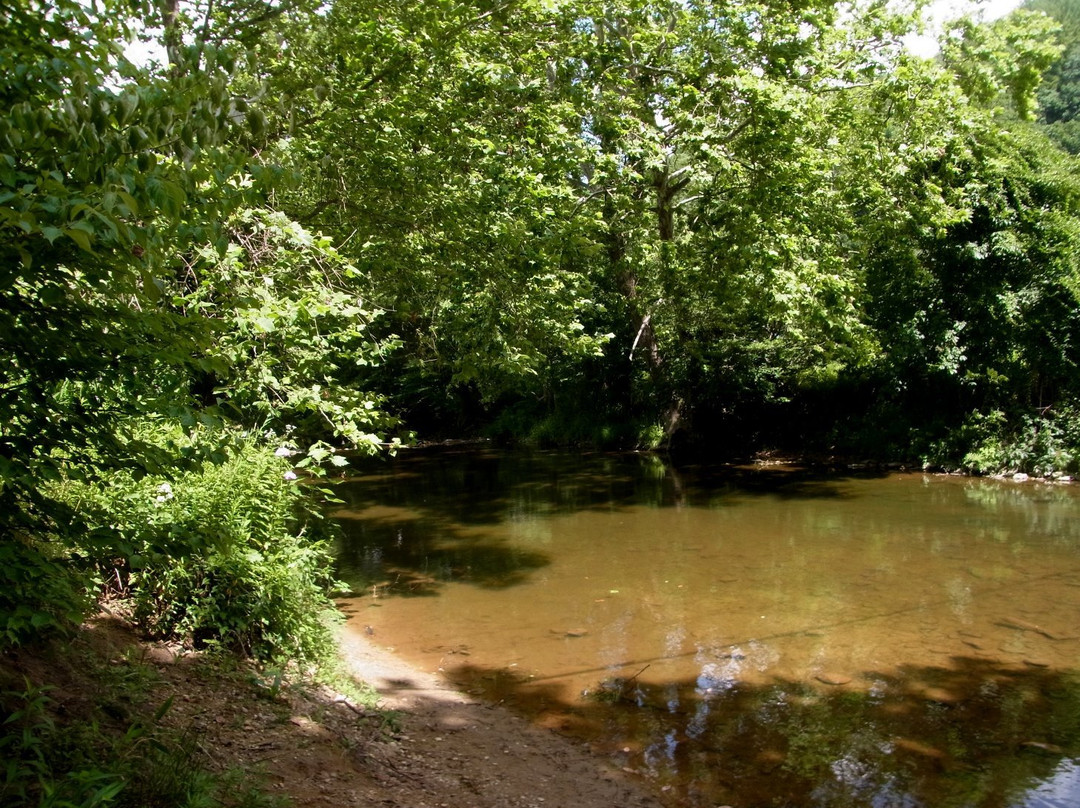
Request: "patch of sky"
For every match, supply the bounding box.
[905,0,1026,57]
[1012,759,1080,808]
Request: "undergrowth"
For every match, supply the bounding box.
[37,427,345,666]
[0,613,386,808]
[924,405,1080,476]
[0,682,286,808]
[2,425,359,806]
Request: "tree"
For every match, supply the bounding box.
[184,207,402,454]
[538,0,932,444]
[263,0,611,423]
[0,0,394,644]
[940,8,1062,120]
[1025,0,1080,150]
[0,0,247,565]
[818,7,1080,466]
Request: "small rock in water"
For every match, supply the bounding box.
[815,672,852,686]
[1021,741,1065,755]
[894,738,947,759]
[923,687,960,705]
[550,628,588,638]
[999,616,1060,640]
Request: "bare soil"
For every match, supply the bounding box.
[1,616,666,808]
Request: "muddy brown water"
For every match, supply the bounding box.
[332,448,1080,808]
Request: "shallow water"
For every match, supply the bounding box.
[333,448,1080,807]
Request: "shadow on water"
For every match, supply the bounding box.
[333,508,551,595]
[437,654,1080,808]
[338,447,883,522]
[332,447,889,594]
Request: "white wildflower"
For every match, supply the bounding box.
[283,470,298,481]
[275,446,294,457]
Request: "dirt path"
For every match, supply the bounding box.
[328,628,665,808]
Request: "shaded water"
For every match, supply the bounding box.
[333,448,1080,807]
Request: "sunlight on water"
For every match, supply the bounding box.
[1016,759,1080,808]
[333,449,1080,807]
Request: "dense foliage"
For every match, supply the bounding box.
[4,0,1080,799]
[3,0,1080,658]
[254,0,1080,465]
[0,0,385,653]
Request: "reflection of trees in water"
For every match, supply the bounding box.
[331,449,762,594]
[449,657,1080,808]
[336,449,774,524]
[961,480,1080,545]
[332,449,1080,605]
[338,449,1080,542]
[332,450,671,592]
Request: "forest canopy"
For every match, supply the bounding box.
[2,0,1080,648]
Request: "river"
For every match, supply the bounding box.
[332,447,1080,807]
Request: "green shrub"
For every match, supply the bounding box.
[130,442,340,664]
[0,541,92,648]
[927,405,1080,476]
[64,430,342,666]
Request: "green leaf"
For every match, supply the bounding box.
[63,226,93,252]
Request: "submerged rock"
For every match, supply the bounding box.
[1021,741,1065,755]
[922,687,961,705]
[815,672,852,686]
[551,628,589,638]
[999,616,1060,640]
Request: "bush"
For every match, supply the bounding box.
[0,541,93,647]
[927,405,1080,476]
[67,430,342,666]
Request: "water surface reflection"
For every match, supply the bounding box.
[333,449,1080,807]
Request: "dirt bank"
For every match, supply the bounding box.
[2,617,666,808]
[331,627,665,808]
